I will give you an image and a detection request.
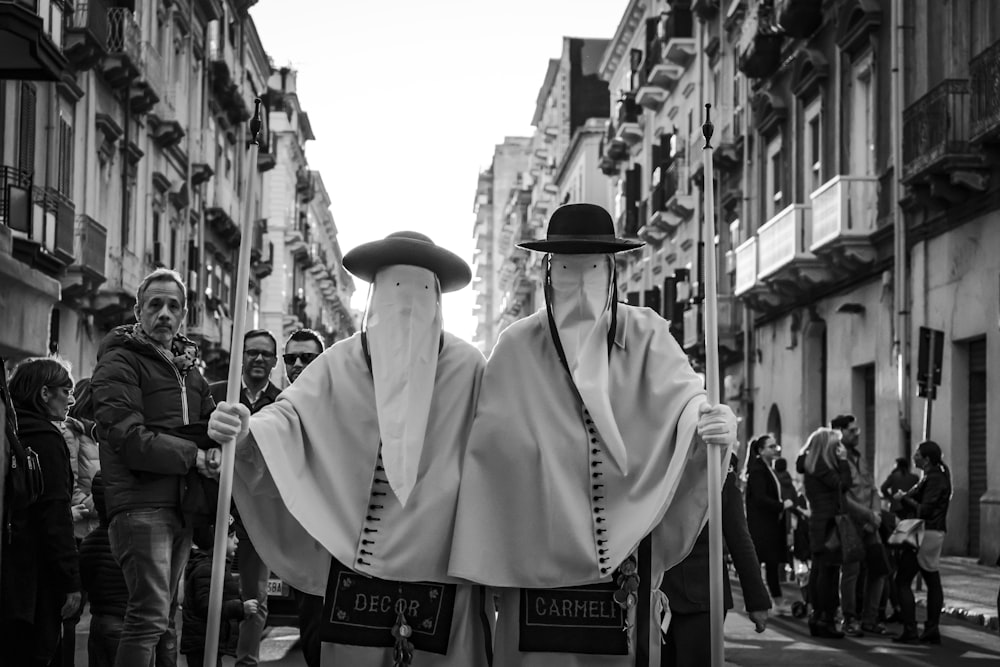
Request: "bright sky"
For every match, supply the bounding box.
[249,0,630,342]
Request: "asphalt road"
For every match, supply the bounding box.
[70,592,1000,666]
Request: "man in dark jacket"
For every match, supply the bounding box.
[660,455,771,667]
[209,328,281,667]
[92,268,220,667]
[80,473,129,667]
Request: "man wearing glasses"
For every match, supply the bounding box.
[280,327,325,667]
[210,329,281,667]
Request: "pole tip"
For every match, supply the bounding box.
[702,103,714,149]
[249,98,262,145]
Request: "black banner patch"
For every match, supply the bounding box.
[320,558,456,655]
[518,581,628,655]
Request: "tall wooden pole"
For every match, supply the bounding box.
[702,103,725,667]
[204,98,262,667]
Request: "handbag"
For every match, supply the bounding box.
[823,482,865,564]
[887,518,925,550]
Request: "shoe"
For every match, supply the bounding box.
[813,622,845,639]
[843,619,865,638]
[919,628,942,644]
[861,622,889,635]
[885,611,903,624]
[892,626,920,643]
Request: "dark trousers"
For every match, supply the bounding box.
[808,554,841,621]
[0,619,54,666]
[660,609,728,667]
[763,561,783,599]
[87,613,123,667]
[292,588,323,667]
[895,548,943,631]
[181,652,220,667]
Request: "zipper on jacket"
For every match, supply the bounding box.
[148,341,190,426]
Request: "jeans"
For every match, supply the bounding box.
[858,563,886,625]
[235,527,269,667]
[895,547,943,631]
[88,613,124,667]
[109,508,192,667]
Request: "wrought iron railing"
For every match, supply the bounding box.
[901,78,971,181]
[970,39,1000,142]
[31,185,75,258]
[105,7,139,62]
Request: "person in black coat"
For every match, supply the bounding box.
[0,358,82,665]
[797,427,852,639]
[181,523,258,667]
[660,455,772,667]
[80,472,129,667]
[892,440,952,645]
[744,434,793,615]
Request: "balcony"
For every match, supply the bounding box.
[0,0,69,81]
[93,248,141,324]
[296,168,316,203]
[648,164,694,233]
[775,0,823,38]
[809,175,878,272]
[189,129,215,186]
[600,122,629,174]
[148,83,186,150]
[205,179,240,247]
[683,296,742,356]
[971,39,1000,144]
[733,237,758,297]
[659,6,695,67]
[738,1,783,79]
[11,186,75,277]
[61,214,107,302]
[756,203,829,291]
[129,41,163,114]
[101,6,140,88]
[902,79,986,198]
[250,220,273,280]
[614,93,643,146]
[63,0,110,71]
[0,165,33,233]
[286,219,311,263]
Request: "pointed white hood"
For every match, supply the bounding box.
[365,265,442,507]
[549,253,628,474]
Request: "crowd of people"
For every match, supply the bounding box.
[741,415,955,645]
[0,202,995,667]
[0,265,328,667]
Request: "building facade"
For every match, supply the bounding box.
[0,1,353,386]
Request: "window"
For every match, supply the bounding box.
[803,98,822,195]
[849,51,875,176]
[765,135,783,221]
[18,82,36,174]
[152,210,162,264]
[57,115,73,197]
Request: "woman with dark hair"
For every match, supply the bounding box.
[745,433,793,614]
[797,427,851,639]
[0,358,83,665]
[892,440,952,644]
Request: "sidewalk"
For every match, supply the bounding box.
[770,555,1000,632]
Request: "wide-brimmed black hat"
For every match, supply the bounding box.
[343,231,471,292]
[518,203,644,254]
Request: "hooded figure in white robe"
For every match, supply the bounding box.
[208,231,491,667]
[447,204,738,667]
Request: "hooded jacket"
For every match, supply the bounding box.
[91,325,215,519]
[59,415,101,538]
[181,548,244,657]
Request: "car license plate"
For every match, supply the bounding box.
[266,579,287,597]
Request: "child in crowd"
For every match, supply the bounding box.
[79,473,129,667]
[181,520,258,667]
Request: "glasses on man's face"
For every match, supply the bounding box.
[283,352,319,366]
[244,350,276,361]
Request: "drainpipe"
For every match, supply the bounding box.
[892,0,911,456]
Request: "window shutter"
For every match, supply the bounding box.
[18,82,37,175]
